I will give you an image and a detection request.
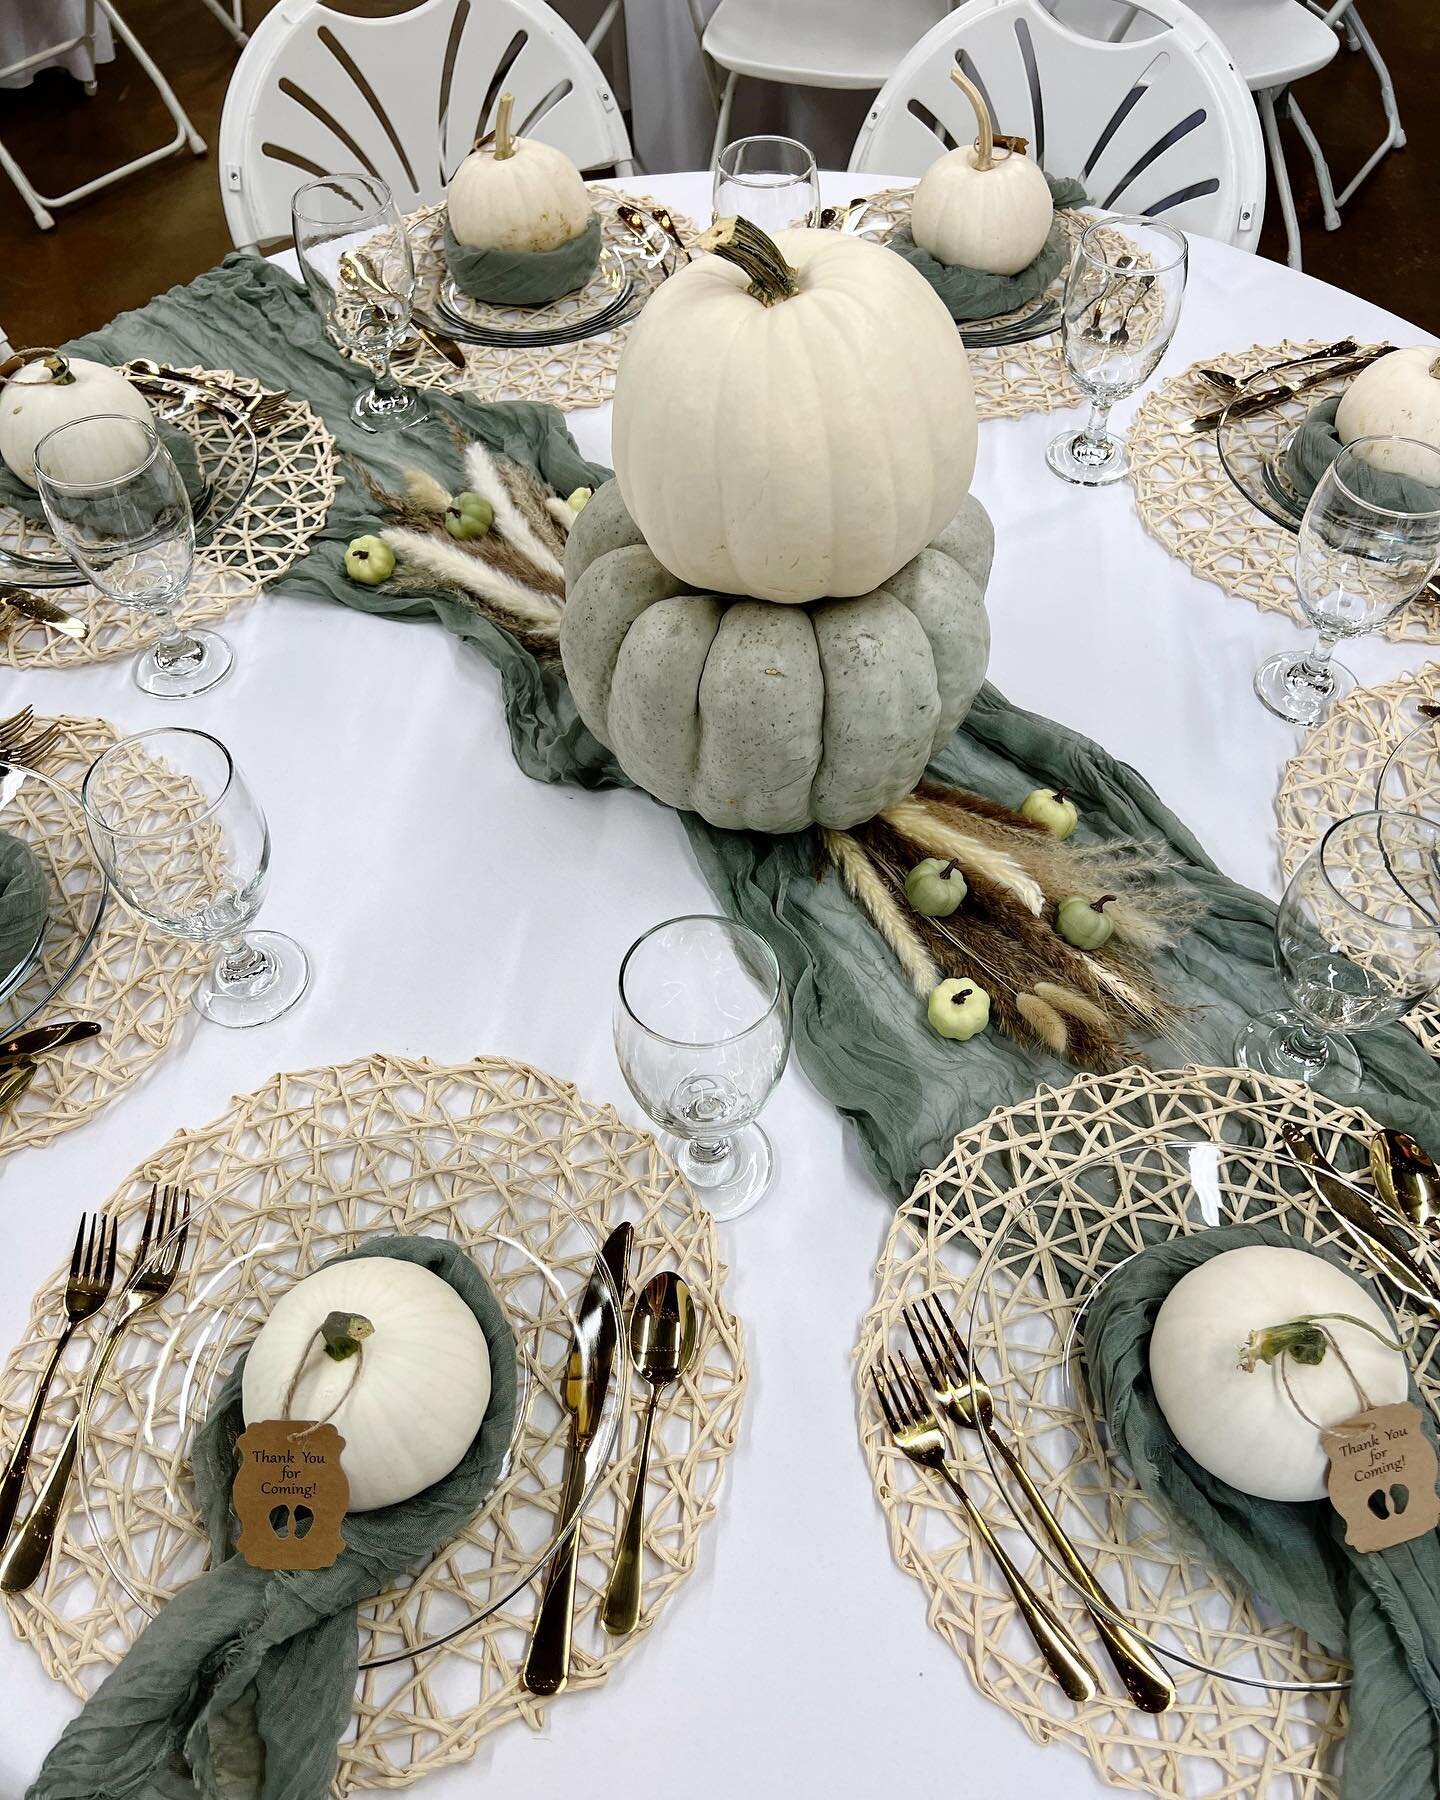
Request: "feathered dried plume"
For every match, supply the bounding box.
[546,496,578,536]
[463,442,565,578]
[404,468,452,513]
[380,527,563,644]
[823,828,940,997]
[881,796,1045,916]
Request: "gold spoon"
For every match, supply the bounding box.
[601,1271,698,1635]
[1371,1128,1440,1236]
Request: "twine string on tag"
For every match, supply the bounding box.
[277,1310,373,1445]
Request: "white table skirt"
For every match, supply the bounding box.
[0,0,112,87]
[1,172,1436,1799]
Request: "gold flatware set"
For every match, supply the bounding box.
[0,1183,191,1592]
[522,1234,699,1693]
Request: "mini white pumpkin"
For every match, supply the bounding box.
[611,216,977,604]
[910,68,1055,277]
[242,1258,492,1513]
[1335,346,1440,481]
[445,90,593,254]
[0,350,154,490]
[1148,1244,1408,1503]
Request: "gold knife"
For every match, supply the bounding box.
[0,587,87,641]
[1283,1125,1440,1311]
[522,1220,633,1695]
[1187,347,1391,434]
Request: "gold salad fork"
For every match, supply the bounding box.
[0,1213,117,1545]
[872,1353,1099,1702]
[905,1294,1175,1713]
[0,706,35,753]
[0,1184,191,1592]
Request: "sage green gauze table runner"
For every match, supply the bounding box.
[67,254,1440,1202]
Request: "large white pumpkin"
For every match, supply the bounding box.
[1149,1244,1408,1503]
[910,69,1054,277]
[445,90,593,254]
[611,217,977,604]
[242,1258,492,1513]
[0,351,154,490]
[1335,346,1440,481]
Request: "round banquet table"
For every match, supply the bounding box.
[2,171,1438,1800]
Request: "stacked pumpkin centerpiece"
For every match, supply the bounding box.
[560,215,991,835]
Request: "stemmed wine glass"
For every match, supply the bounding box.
[82,728,311,1029]
[1254,438,1440,727]
[614,915,791,1222]
[292,173,422,433]
[33,415,232,698]
[1046,217,1188,486]
[713,136,820,234]
[1234,809,1440,1093]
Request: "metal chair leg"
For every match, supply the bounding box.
[709,68,738,169]
[195,0,247,45]
[1286,93,1341,232]
[1258,88,1304,270]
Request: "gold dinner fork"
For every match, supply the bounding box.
[0,1184,191,1593]
[0,707,34,753]
[905,1294,1174,1713]
[0,720,61,768]
[871,1353,1099,1702]
[0,1213,117,1546]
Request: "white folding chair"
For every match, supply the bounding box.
[1288,0,1404,234]
[196,0,248,48]
[0,0,206,232]
[850,0,1266,251]
[701,0,954,168]
[218,0,635,250]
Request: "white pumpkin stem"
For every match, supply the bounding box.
[696,216,800,307]
[1237,1310,1410,1430]
[949,67,997,172]
[278,1308,375,1441]
[494,91,516,161]
[0,347,73,391]
[1431,355,1440,381]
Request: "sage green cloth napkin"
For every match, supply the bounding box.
[0,419,205,525]
[61,254,1440,1201]
[442,212,603,306]
[26,1235,517,1800]
[1086,1220,1440,1800]
[1286,395,1440,513]
[887,173,1089,321]
[0,831,47,988]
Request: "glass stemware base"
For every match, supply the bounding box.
[1233,1009,1363,1094]
[195,930,311,1028]
[135,628,232,699]
[1046,427,1128,486]
[1254,649,1356,726]
[351,383,422,434]
[659,1122,774,1223]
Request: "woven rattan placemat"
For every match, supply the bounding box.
[856,1064,1434,1798]
[400,188,695,411]
[1274,663,1440,1056]
[1,714,205,1155]
[1,1053,745,1793]
[1129,343,1440,647]
[0,370,337,669]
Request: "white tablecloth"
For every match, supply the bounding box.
[0,0,112,87]
[1,173,1436,1799]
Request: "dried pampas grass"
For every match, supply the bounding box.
[379,527,563,647]
[881,796,1045,916]
[463,442,566,577]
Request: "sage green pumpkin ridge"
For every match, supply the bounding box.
[560,478,994,834]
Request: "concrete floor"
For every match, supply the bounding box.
[0,0,1435,346]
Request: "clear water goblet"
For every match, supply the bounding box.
[1046,216,1188,486]
[615,914,791,1222]
[292,172,422,433]
[713,136,820,235]
[82,727,311,1029]
[33,414,232,698]
[1377,712,1440,820]
[1255,438,1440,727]
[1234,809,1440,1093]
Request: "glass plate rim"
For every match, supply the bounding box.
[1214,354,1358,534]
[0,765,109,1035]
[960,1136,1436,1695]
[78,1125,629,1670]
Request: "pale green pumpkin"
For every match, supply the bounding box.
[927,979,991,1040]
[905,858,968,917]
[560,479,994,834]
[1056,894,1115,949]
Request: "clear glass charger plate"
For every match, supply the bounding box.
[964,1139,1440,1694]
[79,1128,628,1670]
[1214,356,1360,531]
[0,764,107,1031]
[0,369,259,589]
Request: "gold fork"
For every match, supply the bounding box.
[0,720,61,768]
[872,1353,1099,1702]
[905,1294,1174,1713]
[0,707,35,754]
[0,1213,117,1545]
[0,1184,191,1592]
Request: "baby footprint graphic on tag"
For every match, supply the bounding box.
[1391,1483,1410,1515]
[1367,1488,1391,1521]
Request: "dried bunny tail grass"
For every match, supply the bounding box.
[823,829,939,998]
[1032,982,1112,1035]
[463,441,564,577]
[380,527,563,639]
[1015,992,1070,1056]
[403,468,452,513]
[881,796,1045,917]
